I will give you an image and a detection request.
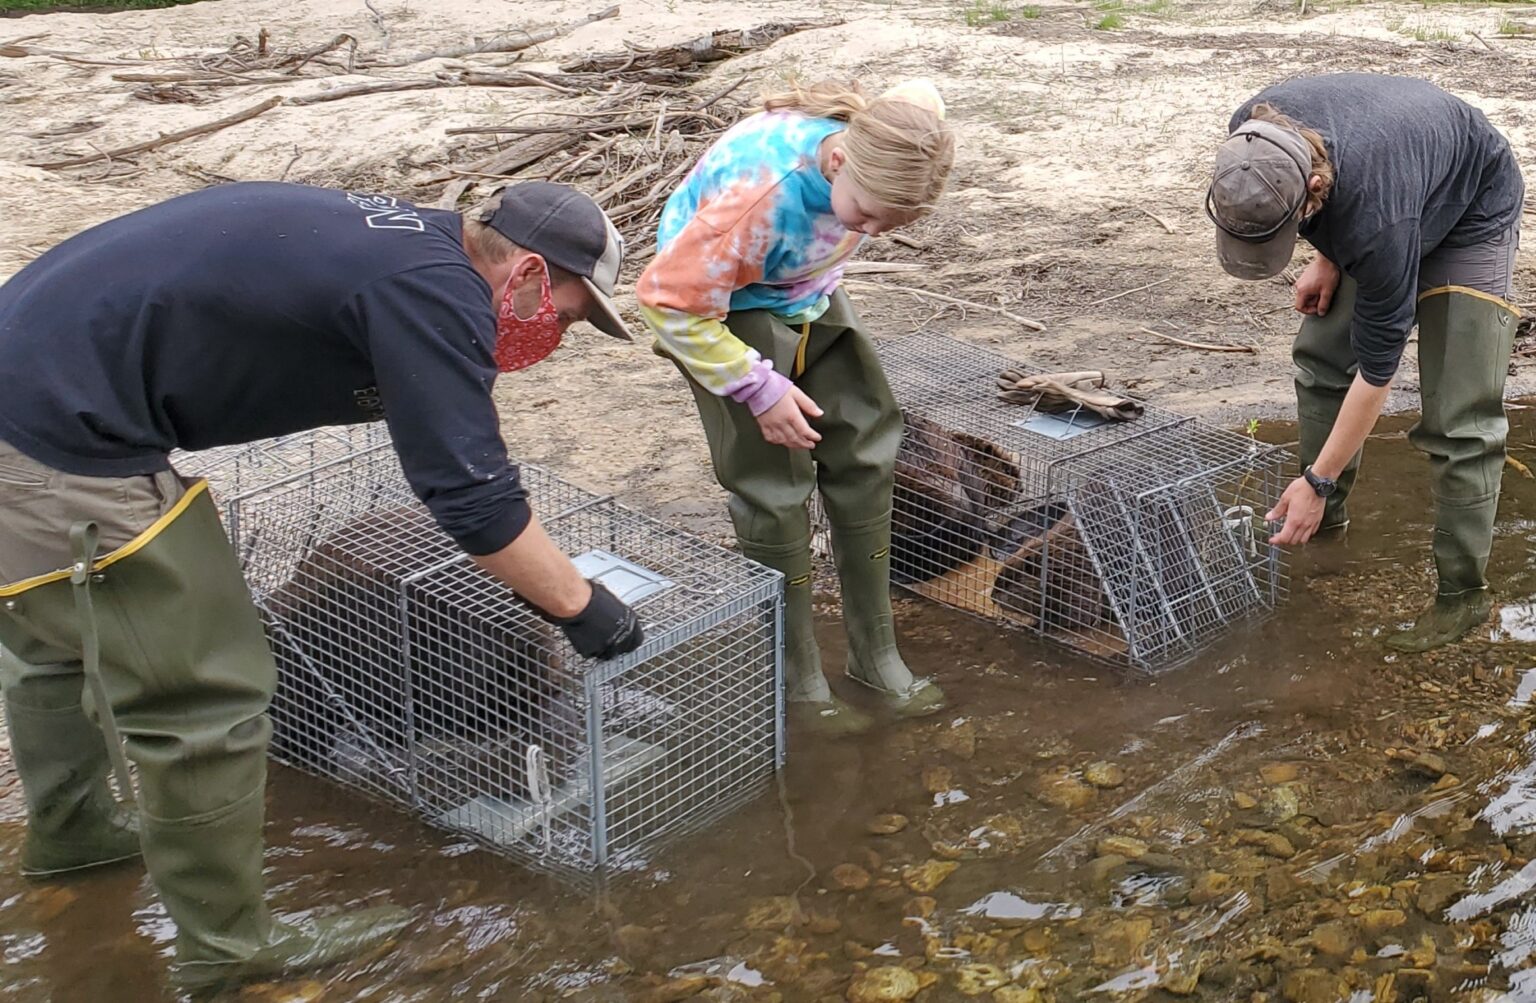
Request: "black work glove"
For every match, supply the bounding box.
[545,580,644,660]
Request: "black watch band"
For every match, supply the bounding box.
[1302,465,1337,498]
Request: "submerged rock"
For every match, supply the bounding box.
[636,976,713,1003]
[1096,835,1148,860]
[1359,909,1406,941]
[1189,871,1235,905]
[954,964,1009,995]
[1415,875,1462,917]
[1281,968,1348,1003]
[1028,770,1095,811]
[935,721,978,760]
[993,988,1043,1003]
[923,766,954,794]
[866,814,909,836]
[847,965,921,1002]
[1308,921,1356,958]
[1084,761,1126,789]
[902,859,959,894]
[743,896,805,931]
[1238,829,1296,859]
[1259,762,1299,784]
[1091,917,1153,967]
[830,864,872,891]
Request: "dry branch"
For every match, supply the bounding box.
[561,19,839,73]
[32,96,284,170]
[1083,276,1172,308]
[367,6,619,68]
[288,69,587,106]
[846,280,1046,332]
[280,33,357,74]
[1136,326,1257,354]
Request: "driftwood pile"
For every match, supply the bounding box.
[6,7,837,258]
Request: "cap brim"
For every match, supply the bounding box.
[579,277,633,342]
[1215,222,1299,281]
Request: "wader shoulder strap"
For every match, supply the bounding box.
[69,521,139,810]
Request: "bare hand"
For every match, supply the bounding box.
[756,386,823,450]
[1267,476,1325,546]
[1294,256,1341,317]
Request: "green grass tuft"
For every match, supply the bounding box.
[1094,11,1127,28]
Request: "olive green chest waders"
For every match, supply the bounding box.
[0,480,407,992]
[1292,279,1521,652]
[668,289,946,735]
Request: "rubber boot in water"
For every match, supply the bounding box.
[3,670,140,878]
[740,537,871,736]
[830,513,945,717]
[1387,289,1517,653]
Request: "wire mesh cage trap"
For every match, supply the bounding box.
[175,427,784,881]
[842,332,1291,673]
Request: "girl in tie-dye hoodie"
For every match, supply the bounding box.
[637,79,955,734]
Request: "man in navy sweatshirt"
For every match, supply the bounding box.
[0,180,644,990]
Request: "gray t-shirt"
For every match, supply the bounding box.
[1232,73,1524,386]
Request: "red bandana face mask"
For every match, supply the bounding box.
[494,266,562,372]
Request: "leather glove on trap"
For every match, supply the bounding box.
[996,369,1145,422]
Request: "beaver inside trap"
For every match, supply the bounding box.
[880,395,1288,673]
[264,505,678,861]
[890,414,1126,658]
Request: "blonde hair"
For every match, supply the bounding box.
[761,78,955,215]
[1248,102,1334,217]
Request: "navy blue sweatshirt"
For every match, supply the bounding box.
[0,182,529,555]
[1233,74,1524,386]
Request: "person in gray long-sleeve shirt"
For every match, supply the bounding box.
[1206,73,1524,652]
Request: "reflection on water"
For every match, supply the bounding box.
[4,410,1536,1001]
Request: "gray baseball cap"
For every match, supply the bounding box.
[1206,119,1312,280]
[480,181,633,341]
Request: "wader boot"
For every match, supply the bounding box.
[0,482,409,990]
[737,536,872,736]
[795,292,945,718]
[1293,275,1363,533]
[0,650,140,877]
[1387,287,1520,652]
[825,511,945,717]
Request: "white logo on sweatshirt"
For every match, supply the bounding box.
[346,192,424,232]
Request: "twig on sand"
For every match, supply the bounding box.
[1136,207,1178,234]
[1136,325,1257,354]
[1083,276,1172,308]
[1469,30,1501,52]
[278,145,304,181]
[846,280,1046,332]
[364,0,391,50]
[31,96,284,170]
[366,6,619,68]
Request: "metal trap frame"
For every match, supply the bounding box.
[176,427,784,882]
[846,332,1291,673]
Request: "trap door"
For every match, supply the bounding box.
[401,556,600,872]
[1063,480,1196,672]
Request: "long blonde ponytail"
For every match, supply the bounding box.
[761,78,956,215]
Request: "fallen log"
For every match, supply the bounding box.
[31,95,283,170]
[367,6,619,68]
[560,19,840,74]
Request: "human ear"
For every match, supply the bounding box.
[1307,174,1326,194]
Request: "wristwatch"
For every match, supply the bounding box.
[1302,465,1337,498]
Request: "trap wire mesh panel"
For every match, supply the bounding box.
[176,428,783,882]
[867,332,1290,673]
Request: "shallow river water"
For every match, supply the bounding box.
[5,409,1536,1002]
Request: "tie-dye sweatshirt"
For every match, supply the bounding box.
[636,111,865,416]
